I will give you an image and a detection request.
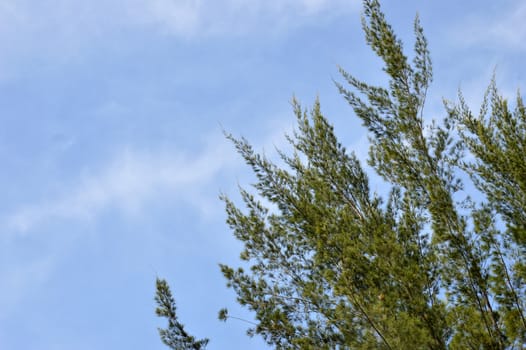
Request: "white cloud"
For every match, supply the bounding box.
[453,1,526,51]
[0,0,358,43]
[4,138,237,234]
[0,0,358,81]
[130,0,203,36]
[485,2,526,49]
[129,0,359,37]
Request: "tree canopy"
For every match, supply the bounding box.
[156,0,526,348]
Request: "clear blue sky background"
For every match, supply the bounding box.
[1,0,525,348]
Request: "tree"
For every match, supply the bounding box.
[157,0,526,348]
[155,278,209,350]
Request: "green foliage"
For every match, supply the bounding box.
[154,0,526,348]
[155,278,209,350]
[217,0,526,349]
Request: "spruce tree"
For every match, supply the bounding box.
[157,0,526,348]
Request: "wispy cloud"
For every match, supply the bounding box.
[452,1,526,51]
[0,0,358,81]
[133,0,359,36]
[0,0,358,44]
[4,139,236,235]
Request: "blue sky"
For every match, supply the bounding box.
[1,0,525,348]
